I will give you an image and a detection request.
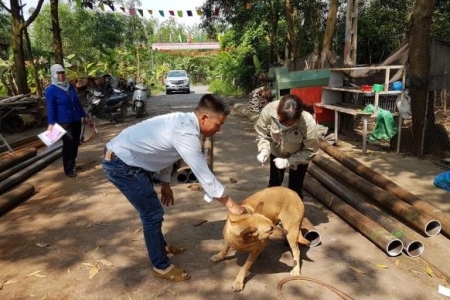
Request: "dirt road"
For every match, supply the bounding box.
[0,87,449,299]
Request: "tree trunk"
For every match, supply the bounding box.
[5,0,45,95]
[10,1,28,95]
[22,22,43,100]
[268,12,279,65]
[285,0,301,59]
[406,0,435,156]
[321,0,339,68]
[322,0,338,51]
[50,0,64,65]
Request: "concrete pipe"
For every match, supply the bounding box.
[0,182,35,216]
[176,159,190,173]
[0,147,37,172]
[320,140,450,238]
[301,217,321,247]
[308,165,424,257]
[187,171,198,183]
[312,154,441,237]
[176,170,189,183]
[304,175,403,256]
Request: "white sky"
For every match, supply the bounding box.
[21,0,206,26]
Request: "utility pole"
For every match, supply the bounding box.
[344,0,358,66]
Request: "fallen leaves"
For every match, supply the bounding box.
[1,270,47,289]
[187,183,202,191]
[82,259,114,279]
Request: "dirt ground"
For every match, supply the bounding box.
[1,87,450,299]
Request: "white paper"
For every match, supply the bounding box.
[38,123,67,147]
[438,285,450,297]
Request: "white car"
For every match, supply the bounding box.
[165,70,190,94]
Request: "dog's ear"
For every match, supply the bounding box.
[228,213,249,224]
[254,202,264,214]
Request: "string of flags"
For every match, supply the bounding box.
[77,1,265,18]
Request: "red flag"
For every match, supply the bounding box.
[169,10,175,16]
[120,7,125,13]
[214,8,220,16]
[129,8,136,16]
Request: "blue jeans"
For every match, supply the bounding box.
[102,154,171,270]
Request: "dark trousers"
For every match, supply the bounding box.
[60,121,82,174]
[268,154,309,199]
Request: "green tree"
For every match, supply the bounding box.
[0,0,45,94]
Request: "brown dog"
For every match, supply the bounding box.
[210,186,310,292]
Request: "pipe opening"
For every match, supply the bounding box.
[176,171,189,183]
[188,171,198,183]
[424,220,442,237]
[303,230,321,247]
[405,241,425,258]
[386,239,403,257]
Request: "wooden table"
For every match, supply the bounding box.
[315,103,402,154]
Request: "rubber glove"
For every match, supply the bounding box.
[274,158,290,169]
[256,149,270,165]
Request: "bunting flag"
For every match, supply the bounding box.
[86,2,93,9]
[138,9,143,17]
[197,9,203,16]
[177,11,183,17]
[98,3,104,11]
[169,10,175,16]
[159,10,164,17]
[246,3,252,9]
[75,0,81,8]
[214,8,220,16]
[129,8,136,16]
[148,10,153,15]
[108,4,115,11]
[187,10,193,17]
[119,7,125,13]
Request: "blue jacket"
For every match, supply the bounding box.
[45,84,86,125]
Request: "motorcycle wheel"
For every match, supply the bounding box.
[113,104,128,123]
[136,106,145,118]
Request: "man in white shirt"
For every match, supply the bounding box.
[102,94,245,282]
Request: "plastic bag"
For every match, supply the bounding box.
[396,93,412,119]
[433,170,450,191]
[363,104,398,142]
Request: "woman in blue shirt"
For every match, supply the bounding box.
[45,64,94,177]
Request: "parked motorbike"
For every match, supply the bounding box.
[87,76,130,122]
[132,83,150,118]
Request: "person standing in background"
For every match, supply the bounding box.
[254,94,319,199]
[45,64,94,177]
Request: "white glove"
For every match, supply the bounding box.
[256,149,270,165]
[274,158,290,169]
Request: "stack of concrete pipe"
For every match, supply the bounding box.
[0,143,62,216]
[175,135,213,183]
[304,140,448,257]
